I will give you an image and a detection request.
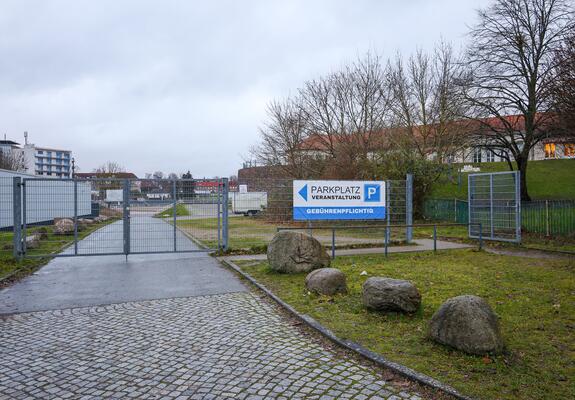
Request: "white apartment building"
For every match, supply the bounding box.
[0,133,73,178]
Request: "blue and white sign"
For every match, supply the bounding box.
[293,180,386,221]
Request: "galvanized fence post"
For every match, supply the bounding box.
[173,180,177,252]
[384,226,389,258]
[385,181,391,246]
[73,180,78,255]
[123,179,130,257]
[489,174,494,240]
[12,177,22,260]
[433,224,437,253]
[22,179,27,255]
[545,200,550,237]
[217,180,221,250]
[467,174,472,239]
[331,228,335,259]
[222,178,229,251]
[405,174,413,243]
[515,171,522,243]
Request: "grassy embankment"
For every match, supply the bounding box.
[432,159,575,200]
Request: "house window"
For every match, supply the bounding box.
[473,148,483,163]
[564,144,575,158]
[486,150,495,162]
[544,143,556,159]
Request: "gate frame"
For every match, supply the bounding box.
[468,170,521,243]
[14,177,229,259]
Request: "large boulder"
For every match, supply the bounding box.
[362,277,421,313]
[428,295,504,355]
[305,268,347,295]
[53,218,74,235]
[267,231,330,274]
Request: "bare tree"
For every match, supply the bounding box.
[387,42,469,162]
[461,0,573,200]
[94,161,125,174]
[0,149,25,171]
[251,96,320,178]
[299,52,392,178]
[550,30,575,133]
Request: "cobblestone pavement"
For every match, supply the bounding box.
[0,292,424,399]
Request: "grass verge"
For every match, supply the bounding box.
[155,203,190,218]
[178,217,416,253]
[235,249,574,400]
[0,218,118,283]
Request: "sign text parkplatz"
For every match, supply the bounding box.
[293,180,386,221]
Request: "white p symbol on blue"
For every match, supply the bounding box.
[364,184,380,202]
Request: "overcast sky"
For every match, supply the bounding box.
[0,0,491,178]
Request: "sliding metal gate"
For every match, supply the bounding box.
[12,177,228,258]
[468,171,521,243]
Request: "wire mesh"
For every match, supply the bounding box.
[226,177,412,252]
[425,198,575,238]
[0,177,14,262]
[15,178,224,258]
[468,172,520,242]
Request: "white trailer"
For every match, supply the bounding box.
[230,192,267,216]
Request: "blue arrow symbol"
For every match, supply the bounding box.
[298,184,308,201]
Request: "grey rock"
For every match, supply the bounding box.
[305,268,347,295]
[25,234,41,249]
[428,295,504,355]
[362,277,421,313]
[267,231,330,274]
[53,218,74,235]
[37,227,49,240]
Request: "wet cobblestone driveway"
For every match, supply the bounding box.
[0,292,423,399]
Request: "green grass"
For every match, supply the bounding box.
[236,250,575,400]
[413,223,575,252]
[155,203,190,218]
[0,218,118,281]
[433,159,575,200]
[177,217,409,253]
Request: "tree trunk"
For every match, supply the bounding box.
[516,157,531,202]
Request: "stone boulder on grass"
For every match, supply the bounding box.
[428,295,504,355]
[362,277,421,313]
[53,218,74,235]
[267,231,330,274]
[305,268,347,295]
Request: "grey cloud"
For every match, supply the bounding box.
[0,0,491,177]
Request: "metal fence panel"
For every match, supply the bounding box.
[423,199,469,224]
[468,171,521,242]
[228,176,412,252]
[15,178,225,258]
[425,198,575,238]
